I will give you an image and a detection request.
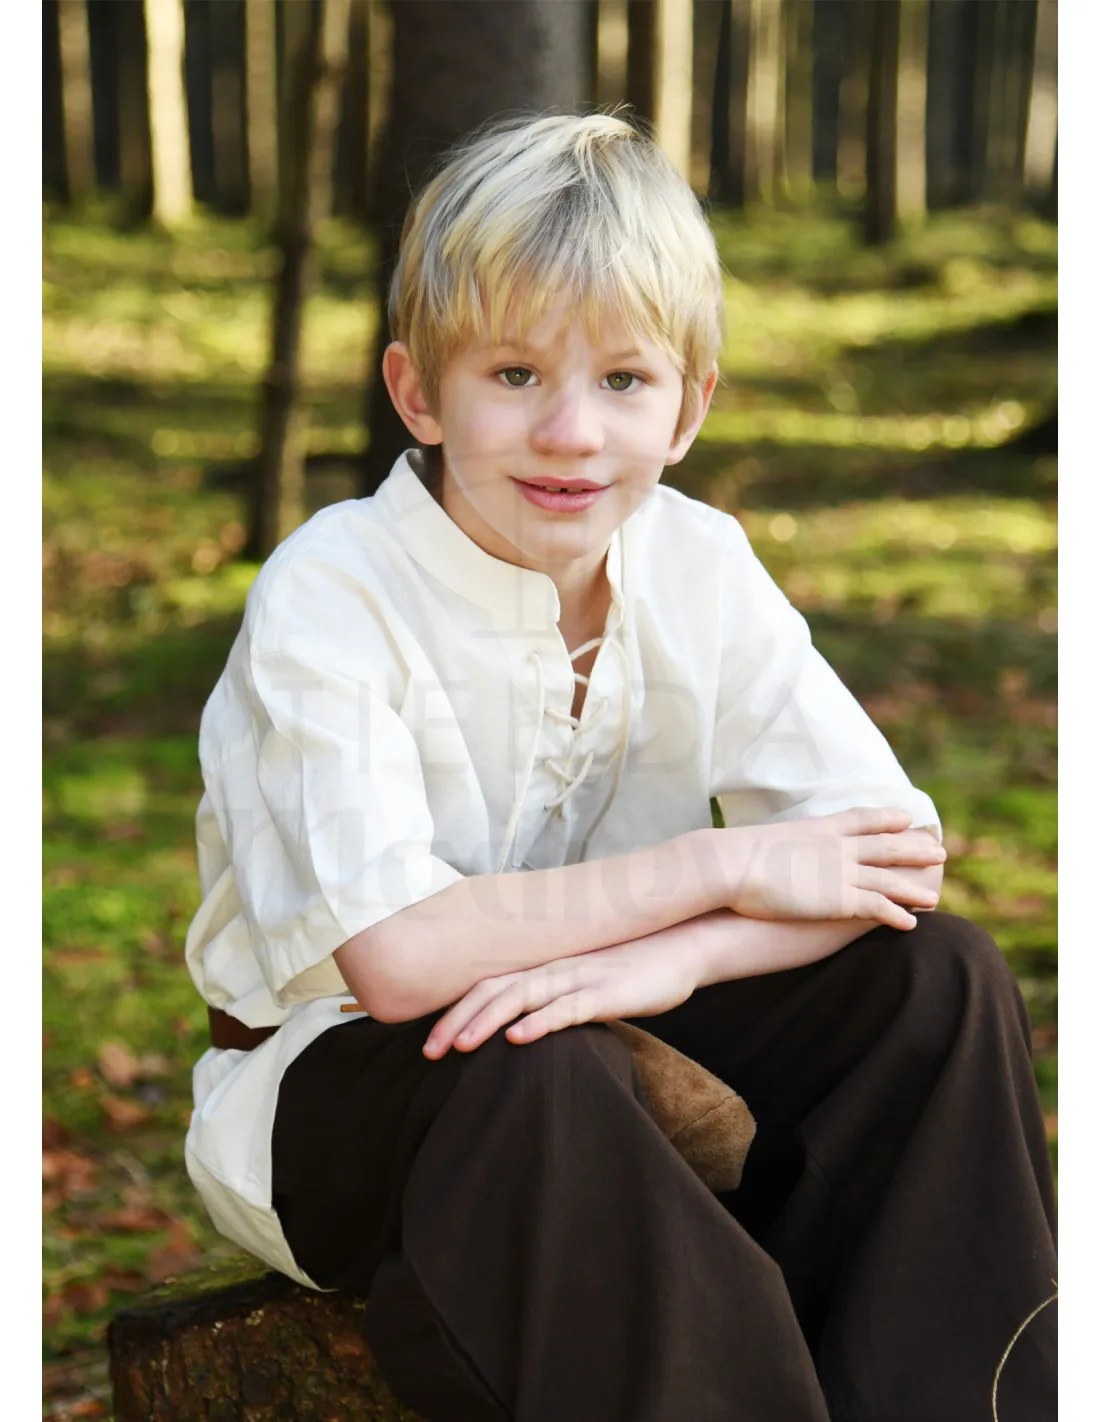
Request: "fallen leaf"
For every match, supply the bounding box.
[1032,1025,1058,1051]
[100,1096,151,1132]
[146,1218,199,1282]
[70,1067,94,1090]
[43,1118,72,1150]
[97,1041,141,1089]
[93,1206,171,1233]
[42,1189,65,1214]
[69,1401,107,1419]
[43,1149,99,1194]
[100,1269,147,1293]
[63,1279,110,1315]
[1044,1113,1058,1140]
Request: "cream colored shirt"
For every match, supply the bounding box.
[184,451,940,1285]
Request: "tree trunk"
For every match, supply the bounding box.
[653,0,694,179]
[144,0,193,228]
[596,0,630,109]
[781,0,813,203]
[925,0,962,208]
[836,0,872,201]
[627,0,658,123]
[745,0,783,204]
[862,0,899,244]
[361,0,589,496]
[710,0,751,205]
[117,0,154,221]
[364,0,393,219]
[210,0,249,214]
[966,0,997,201]
[245,0,280,220]
[690,0,724,194]
[247,0,353,560]
[895,0,928,224]
[810,0,845,185]
[334,0,371,219]
[1023,0,1057,206]
[108,1255,424,1421]
[58,0,96,205]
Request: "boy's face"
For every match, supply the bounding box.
[385,293,717,585]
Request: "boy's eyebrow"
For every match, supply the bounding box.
[485,340,648,363]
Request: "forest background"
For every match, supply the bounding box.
[41,2,1058,1417]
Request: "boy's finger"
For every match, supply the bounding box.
[831,806,913,837]
[856,832,948,867]
[854,888,918,931]
[856,866,941,907]
[507,990,595,1044]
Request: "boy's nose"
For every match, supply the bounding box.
[527,388,605,458]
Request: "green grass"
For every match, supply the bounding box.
[42,200,1056,1400]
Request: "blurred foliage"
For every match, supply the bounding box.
[42,201,1056,1384]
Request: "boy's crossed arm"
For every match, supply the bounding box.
[334,809,945,1049]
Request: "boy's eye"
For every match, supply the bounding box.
[603,372,638,393]
[499,367,535,388]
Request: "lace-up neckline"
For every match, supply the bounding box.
[493,631,632,874]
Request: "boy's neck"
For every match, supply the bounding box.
[411,446,615,648]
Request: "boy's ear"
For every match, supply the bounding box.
[382,342,444,445]
[664,364,719,466]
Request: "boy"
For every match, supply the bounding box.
[185,114,1055,1420]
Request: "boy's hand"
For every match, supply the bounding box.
[720,807,946,931]
[421,933,700,1058]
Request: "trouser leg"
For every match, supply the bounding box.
[628,911,1057,1422]
[273,1009,830,1422]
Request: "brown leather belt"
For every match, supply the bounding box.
[208,1003,363,1051]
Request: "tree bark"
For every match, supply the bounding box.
[836,0,872,201]
[862,0,900,244]
[108,1255,425,1421]
[627,0,658,123]
[895,0,928,224]
[710,0,751,205]
[1023,0,1057,205]
[690,0,724,195]
[247,0,353,560]
[144,0,193,228]
[117,0,154,221]
[210,0,249,214]
[745,0,784,204]
[334,0,371,219]
[651,0,694,179]
[245,0,280,220]
[781,0,813,203]
[364,0,393,219]
[810,0,844,185]
[58,0,96,205]
[360,0,588,496]
[596,0,630,109]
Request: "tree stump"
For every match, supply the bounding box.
[107,1253,425,1421]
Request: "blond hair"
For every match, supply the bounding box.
[388,112,725,438]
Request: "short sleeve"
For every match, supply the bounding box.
[709,520,941,840]
[200,558,465,1008]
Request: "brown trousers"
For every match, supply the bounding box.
[271,913,1057,1421]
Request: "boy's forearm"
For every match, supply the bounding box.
[686,854,944,989]
[336,828,731,1021]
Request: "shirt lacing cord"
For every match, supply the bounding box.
[494,632,632,875]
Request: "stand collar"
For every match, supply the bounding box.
[374,451,626,635]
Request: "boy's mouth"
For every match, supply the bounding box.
[513,478,611,512]
[516,477,607,492]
